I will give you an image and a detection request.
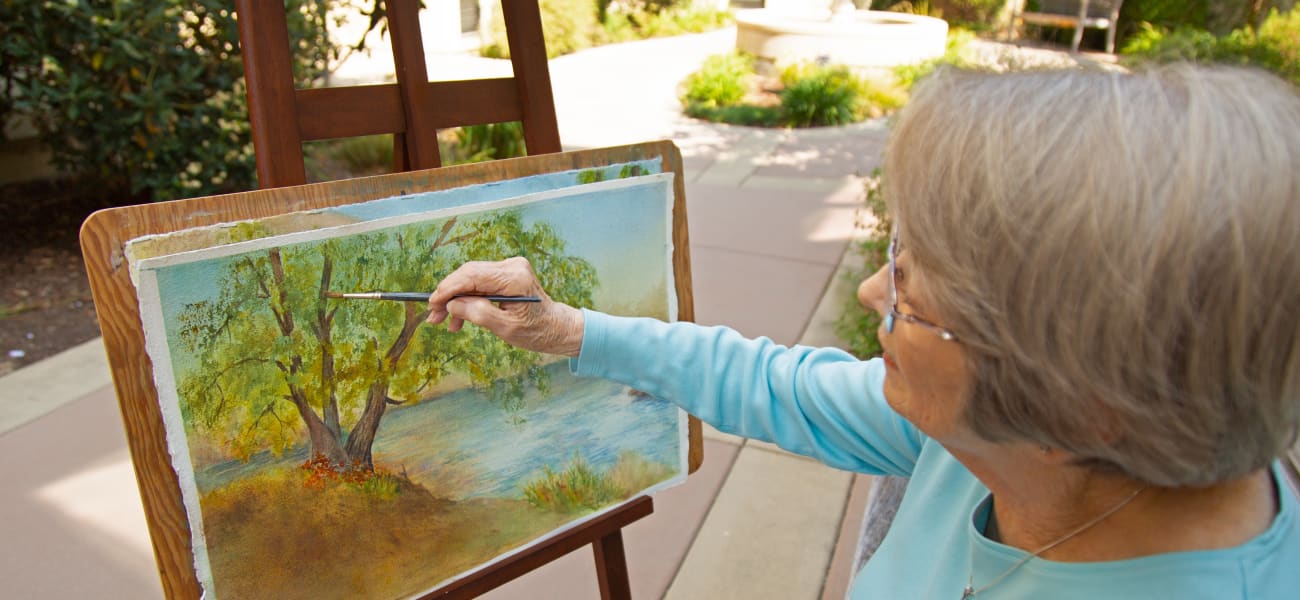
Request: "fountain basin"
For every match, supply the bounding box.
[735,9,948,68]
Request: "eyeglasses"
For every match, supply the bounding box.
[886,228,957,341]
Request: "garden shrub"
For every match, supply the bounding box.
[779,64,872,127]
[0,1,360,202]
[680,54,901,127]
[692,104,783,127]
[878,0,1007,30]
[331,134,395,173]
[680,52,753,110]
[891,28,979,91]
[1122,7,1300,86]
[597,4,732,43]
[1117,0,1293,42]
[484,0,730,59]
[483,0,598,59]
[833,169,891,359]
[448,121,528,164]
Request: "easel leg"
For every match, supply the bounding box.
[593,530,632,600]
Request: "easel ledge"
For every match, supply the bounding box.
[80,141,701,599]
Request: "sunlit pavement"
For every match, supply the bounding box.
[1,27,908,599]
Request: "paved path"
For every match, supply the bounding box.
[1,27,897,599]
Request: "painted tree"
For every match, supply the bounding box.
[175,210,597,470]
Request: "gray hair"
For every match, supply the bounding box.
[884,65,1300,487]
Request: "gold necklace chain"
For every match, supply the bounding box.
[960,485,1147,599]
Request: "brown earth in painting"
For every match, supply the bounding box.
[200,466,575,600]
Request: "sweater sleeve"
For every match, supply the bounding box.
[570,309,926,476]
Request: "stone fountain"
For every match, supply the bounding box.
[735,0,948,69]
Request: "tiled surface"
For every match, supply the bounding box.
[753,123,888,180]
[664,446,854,600]
[2,387,162,599]
[687,245,834,347]
[0,25,896,600]
[686,181,861,267]
[0,337,112,434]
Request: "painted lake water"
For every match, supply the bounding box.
[195,363,684,500]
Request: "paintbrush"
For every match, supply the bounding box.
[322,291,541,303]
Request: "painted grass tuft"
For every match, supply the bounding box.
[521,450,675,513]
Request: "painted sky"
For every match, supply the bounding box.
[148,174,675,368]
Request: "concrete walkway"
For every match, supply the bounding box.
[1,27,892,599]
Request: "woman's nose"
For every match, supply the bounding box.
[858,264,890,317]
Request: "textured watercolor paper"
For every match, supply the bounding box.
[132,172,683,599]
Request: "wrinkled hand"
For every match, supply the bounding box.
[426,257,585,357]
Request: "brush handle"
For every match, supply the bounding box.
[336,292,540,303]
[454,295,542,303]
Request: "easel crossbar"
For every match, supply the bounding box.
[295,79,524,141]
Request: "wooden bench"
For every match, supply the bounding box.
[1008,0,1125,54]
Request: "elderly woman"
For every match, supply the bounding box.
[427,65,1300,598]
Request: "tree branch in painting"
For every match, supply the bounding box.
[175,211,597,471]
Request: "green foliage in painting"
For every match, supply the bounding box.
[834,169,891,359]
[0,1,379,201]
[606,449,674,493]
[577,168,607,184]
[521,451,622,512]
[174,210,598,471]
[521,449,674,513]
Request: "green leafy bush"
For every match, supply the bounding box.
[597,5,732,43]
[484,0,729,59]
[877,0,1005,30]
[1122,7,1300,86]
[448,121,528,164]
[891,28,979,91]
[779,64,874,127]
[680,52,753,109]
[833,169,891,359]
[0,1,350,201]
[680,54,902,128]
[1117,0,1292,43]
[690,103,783,127]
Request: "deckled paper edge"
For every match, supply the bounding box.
[135,173,674,272]
[132,172,681,599]
[404,170,689,599]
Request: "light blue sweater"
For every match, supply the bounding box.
[571,310,1300,599]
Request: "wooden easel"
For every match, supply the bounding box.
[81,140,701,600]
[230,2,669,598]
[235,0,562,187]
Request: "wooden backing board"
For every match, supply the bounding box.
[79,141,700,599]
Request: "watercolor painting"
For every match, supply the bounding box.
[130,171,685,599]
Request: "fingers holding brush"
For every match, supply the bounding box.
[427,257,585,357]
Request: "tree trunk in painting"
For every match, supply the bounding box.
[175,212,598,477]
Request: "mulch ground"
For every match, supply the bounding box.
[0,178,118,376]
